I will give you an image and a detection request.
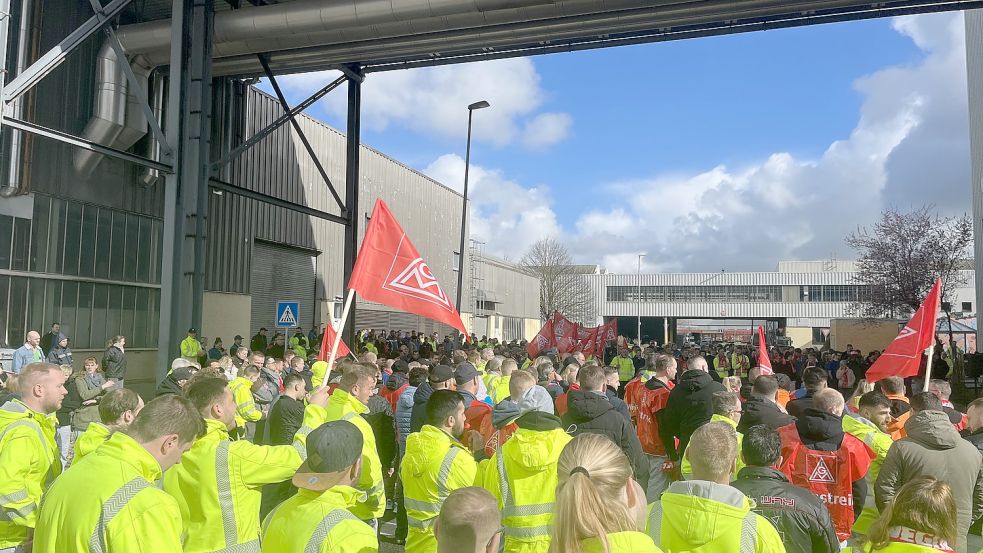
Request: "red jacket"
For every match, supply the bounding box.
[555,383,580,417]
[623,377,646,426]
[379,382,409,414]
[636,378,675,456]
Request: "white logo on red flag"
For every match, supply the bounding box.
[383,249,453,311]
[895,326,916,341]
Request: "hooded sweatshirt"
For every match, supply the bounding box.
[876,410,983,553]
[648,480,786,553]
[410,381,436,434]
[659,370,726,461]
[788,408,868,519]
[563,390,649,491]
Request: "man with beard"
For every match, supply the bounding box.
[401,390,477,553]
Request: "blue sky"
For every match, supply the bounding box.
[270,12,970,273]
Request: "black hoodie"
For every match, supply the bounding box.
[792,408,866,519]
[562,390,649,491]
[409,381,434,433]
[659,370,726,461]
[737,396,795,433]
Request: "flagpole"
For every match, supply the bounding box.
[324,289,356,387]
[923,343,935,393]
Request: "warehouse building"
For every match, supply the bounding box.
[588,260,976,348]
[0,2,540,399]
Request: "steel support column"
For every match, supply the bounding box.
[967,11,983,348]
[158,0,214,384]
[0,0,10,134]
[342,65,363,345]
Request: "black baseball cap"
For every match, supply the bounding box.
[393,359,410,374]
[292,421,363,491]
[188,328,198,334]
[455,362,479,385]
[234,335,243,340]
[429,364,455,384]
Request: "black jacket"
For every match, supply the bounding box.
[409,381,434,434]
[101,346,127,380]
[794,408,866,519]
[605,387,631,423]
[659,370,726,461]
[562,390,649,492]
[155,375,184,397]
[737,396,795,433]
[731,466,839,553]
[786,391,816,419]
[963,427,983,457]
[268,395,306,445]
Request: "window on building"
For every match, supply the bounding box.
[963,302,973,312]
[606,285,782,302]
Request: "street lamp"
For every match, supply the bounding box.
[637,253,646,344]
[455,100,490,314]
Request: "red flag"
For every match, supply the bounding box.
[348,199,469,338]
[527,317,556,358]
[865,278,942,383]
[756,326,773,375]
[316,322,350,361]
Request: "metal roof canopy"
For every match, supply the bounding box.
[2,0,981,381]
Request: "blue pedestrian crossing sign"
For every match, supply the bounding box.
[275,301,299,328]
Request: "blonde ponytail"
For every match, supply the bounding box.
[550,433,638,553]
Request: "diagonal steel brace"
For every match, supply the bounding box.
[88,0,173,159]
[210,74,345,171]
[258,54,346,214]
[2,0,136,103]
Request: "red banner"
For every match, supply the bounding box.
[348,199,469,338]
[865,278,941,383]
[317,322,350,361]
[527,313,618,358]
[757,325,773,375]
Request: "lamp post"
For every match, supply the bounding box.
[637,253,646,345]
[455,100,490,316]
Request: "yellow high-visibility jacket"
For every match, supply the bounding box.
[402,425,477,552]
[490,375,512,405]
[842,414,894,535]
[476,426,572,553]
[611,356,635,382]
[260,486,378,553]
[180,336,202,360]
[0,399,61,549]
[647,481,787,553]
[32,432,184,552]
[681,414,745,479]
[163,406,326,552]
[71,422,112,465]
[229,376,263,427]
[322,389,386,520]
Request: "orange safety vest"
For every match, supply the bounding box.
[778,424,875,542]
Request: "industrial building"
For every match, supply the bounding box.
[588,260,977,348]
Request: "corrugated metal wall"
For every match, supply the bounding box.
[477,254,540,320]
[966,10,983,337]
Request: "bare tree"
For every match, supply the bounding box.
[520,237,594,324]
[845,206,972,318]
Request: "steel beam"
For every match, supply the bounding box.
[1,0,135,103]
[209,74,345,171]
[2,116,173,173]
[258,54,346,214]
[342,65,362,346]
[0,0,11,134]
[966,10,983,350]
[158,0,214,385]
[208,177,348,225]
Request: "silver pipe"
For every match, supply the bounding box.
[138,69,164,187]
[74,41,128,175]
[1,0,31,197]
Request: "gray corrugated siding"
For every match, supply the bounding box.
[966,10,983,339]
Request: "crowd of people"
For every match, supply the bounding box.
[1,323,981,553]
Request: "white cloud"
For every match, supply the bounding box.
[424,154,562,259]
[271,58,573,149]
[569,12,970,273]
[522,112,573,149]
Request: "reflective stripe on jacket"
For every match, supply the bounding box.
[180,336,201,359]
[72,422,112,466]
[260,486,378,553]
[323,389,386,520]
[647,480,787,553]
[0,399,61,549]
[402,425,477,552]
[229,377,263,426]
[163,407,325,552]
[32,432,183,552]
[611,356,635,382]
[476,427,572,553]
